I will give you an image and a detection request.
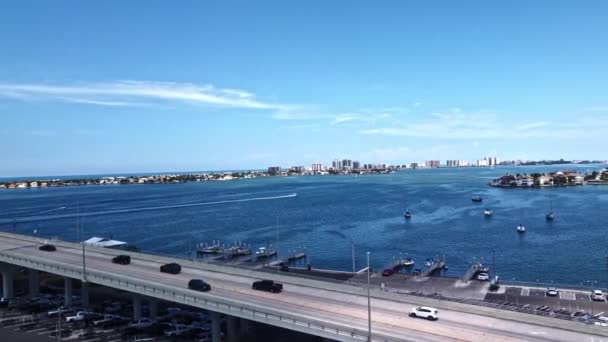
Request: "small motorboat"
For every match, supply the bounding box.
[516,224,526,233]
[546,211,555,221]
[402,258,415,267]
[484,208,493,217]
[472,195,483,202]
[404,210,412,219]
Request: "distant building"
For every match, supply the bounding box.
[425,160,440,168]
[410,162,420,169]
[352,161,360,169]
[332,159,342,170]
[311,163,323,172]
[268,166,281,174]
[342,159,352,170]
[289,166,304,173]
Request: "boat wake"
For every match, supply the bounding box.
[0,193,298,224]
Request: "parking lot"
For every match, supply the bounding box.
[0,275,222,342]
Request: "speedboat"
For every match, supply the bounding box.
[545,211,555,221]
[255,247,277,259]
[516,224,526,233]
[404,210,412,219]
[402,258,415,267]
[472,195,483,202]
[484,209,493,217]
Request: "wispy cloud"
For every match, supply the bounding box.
[0,81,286,110]
[358,112,608,140]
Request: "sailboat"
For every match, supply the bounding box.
[516,224,526,233]
[484,208,493,217]
[545,200,555,221]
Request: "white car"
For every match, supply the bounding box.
[47,307,75,318]
[477,273,489,281]
[546,288,558,297]
[65,311,93,323]
[592,290,606,301]
[409,306,438,320]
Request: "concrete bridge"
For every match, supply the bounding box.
[1,232,607,342]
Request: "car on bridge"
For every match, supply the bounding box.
[160,262,182,274]
[409,306,438,321]
[39,244,56,252]
[47,307,75,318]
[546,287,558,297]
[252,279,283,293]
[65,311,100,323]
[112,255,131,265]
[188,279,211,292]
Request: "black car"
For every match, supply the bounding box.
[188,279,211,292]
[252,279,283,293]
[160,262,181,274]
[112,255,131,265]
[39,244,56,252]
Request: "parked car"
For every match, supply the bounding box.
[0,297,12,308]
[66,311,96,323]
[409,306,438,320]
[252,279,283,293]
[129,317,157,329]
[112,255,131,265]
[592,290,606,301]
[546,287,558,297]
[188,279,211,292]
[382,269,395,277]
[476,272,489,281]
[39,244,56,252]
[160,262,182,274]
[47,307,75,318]
[94,314,129,327]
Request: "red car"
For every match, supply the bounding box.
[382,269,395,277]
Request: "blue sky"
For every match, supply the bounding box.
[1,1,607,177]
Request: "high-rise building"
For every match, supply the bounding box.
[289,166,304,173]
[312,163,323,172]
[425,160,440,168]
[332,159,342,170]
[342,159,352,170]
[352,161,360,169]
[267,166,281,174]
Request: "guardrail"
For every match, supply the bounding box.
[0,245,406,342]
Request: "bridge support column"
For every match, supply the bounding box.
[133,295,142,321]
[64,277,73,307]
[210,311,221,342]
[2,270,14,298]
[28,269,39,297]
[226,315,239,342]
[239,318,249,335]
[80,281,89,308]
[148,298,158,318]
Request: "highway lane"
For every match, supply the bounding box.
[1,235,607,342]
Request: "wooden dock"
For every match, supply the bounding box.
[287,252,306,261]
[420,259,446,278]
[462,262,488,282]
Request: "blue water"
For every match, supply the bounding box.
[1,165,607,287]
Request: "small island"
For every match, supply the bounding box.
[489,168,608,188]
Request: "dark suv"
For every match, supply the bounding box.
[112,255,131,265]
[252,279,283,293]
[160,262,181,274]
[39,244,56,252]
[188,279,211,292]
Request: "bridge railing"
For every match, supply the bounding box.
[0,247,406,342]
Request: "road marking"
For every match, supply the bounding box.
[520,288,529,296]
[82,339,100,342]
[26,327,49,333]
[559,291,576,300]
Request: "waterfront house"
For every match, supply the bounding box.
[0,184,5,189]
[16,182,28,188]
[538,175,553,187]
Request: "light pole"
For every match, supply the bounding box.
[367,251,371,342]
[351,240,356,274]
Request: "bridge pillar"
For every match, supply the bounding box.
[64,277,73,307]
[239,317,249,335]
[28,269,39,297]
[210,311,221,342]
[80,281,89,308]
[226,315,239,342]
[133,295,142,320]
[1,270,14,298]
[148,298,158,318]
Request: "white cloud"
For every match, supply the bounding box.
[0,81,285,110]
[331,114,357,125]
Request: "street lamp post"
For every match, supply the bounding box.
[367,251,371,342]
[352,241,356,274]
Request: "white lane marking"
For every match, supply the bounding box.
[559,291,576,300]
[520,288,529,296]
